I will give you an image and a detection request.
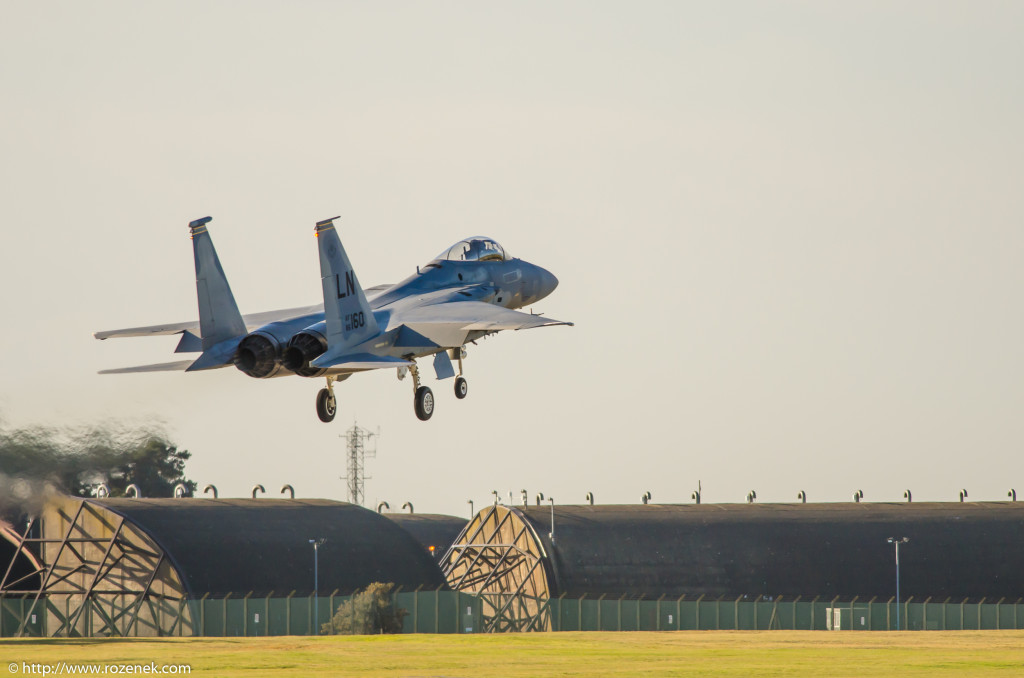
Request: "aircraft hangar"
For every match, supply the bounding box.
[441,501,1024,632]
[7,495,1024,636]
[0,496,457,636]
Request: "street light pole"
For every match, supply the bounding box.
[309,538,326,633]
[887,537,909,630]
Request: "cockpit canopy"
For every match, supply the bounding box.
[432,237,508,264]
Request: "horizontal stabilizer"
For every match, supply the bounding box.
[95,321,198,340]
[185,336,243,371]
[311,351,412,370]
[99,360,194,374]
[175,330,202,353]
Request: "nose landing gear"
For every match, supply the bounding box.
[453,347,468,400]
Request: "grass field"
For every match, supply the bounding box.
[3,631,1024,677]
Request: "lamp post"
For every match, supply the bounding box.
[309,538,326,632]
[887,537,909,630]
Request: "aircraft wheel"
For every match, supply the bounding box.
[454,376,468,400]
[316,388,337,423]
[415,386,434,421]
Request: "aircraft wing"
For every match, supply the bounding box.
[398,301,573,331]
[94,304,323,340]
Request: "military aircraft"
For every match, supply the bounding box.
[95,216,571,422]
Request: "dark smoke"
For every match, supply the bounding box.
[0,421,193,516]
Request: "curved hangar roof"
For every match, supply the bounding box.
[92,498,449,596]
[384,513,468,559]
[444,501,1024,603]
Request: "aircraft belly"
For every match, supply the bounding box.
[403,323,468,349]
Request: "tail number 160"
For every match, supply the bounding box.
[344,312,366,332]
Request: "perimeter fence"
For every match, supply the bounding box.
[2,591,1022,637]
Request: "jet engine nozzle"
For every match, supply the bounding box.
[282,331,328,378]
[233,333,284,378]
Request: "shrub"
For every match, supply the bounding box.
[321,582,408,635]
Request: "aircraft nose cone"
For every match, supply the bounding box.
[536,267,559,301]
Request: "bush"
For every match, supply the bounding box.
[321,582,408,635]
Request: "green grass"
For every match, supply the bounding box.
[3,632,1024,677]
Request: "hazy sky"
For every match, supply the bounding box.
[2,2,1022,517]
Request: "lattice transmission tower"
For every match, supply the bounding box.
[340,423,378,506]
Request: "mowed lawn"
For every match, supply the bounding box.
[3,631,1024,677]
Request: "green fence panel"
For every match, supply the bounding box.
[639,600,660,631]
[245,597,268,636]
[414,590,437,634]
[999,603,1023,630]
[980,603,997,630]
[451,592,480,633]
[202,598,223,637]
[870,601,890,630]
[962,602,979,630]
[267,598,289,636]
[395,592,415,633]
[289,596,312,636]
[578,598,597,631]
[848,603,870,630]
[694,600,714,630]
[561,597,583,632]
[434,590,455,634]
[222,597,244,636]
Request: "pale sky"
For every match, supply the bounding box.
[2,1,1022,517]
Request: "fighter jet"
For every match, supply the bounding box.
[95,216,571,422]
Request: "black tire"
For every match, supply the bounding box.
[415,386,434,421]
[454,376,468,400]
[316,388,337,423]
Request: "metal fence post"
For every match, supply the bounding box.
[286,591,295,636]
[435,587,440,634]
[597,594,606,631]
[558,593,566,632]
[222,593,231,637]
[243,592,252,637]
[265,592,273,636]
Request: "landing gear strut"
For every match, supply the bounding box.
[316,376,337,423]
[454,348,468,399]
[409,362,434,421]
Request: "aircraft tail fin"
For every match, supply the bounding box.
[315,217,380,352]
[189,217,247,350]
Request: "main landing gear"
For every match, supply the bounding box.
[315,347,469,423]
[408,362,434,421]
[316,376,338,423]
